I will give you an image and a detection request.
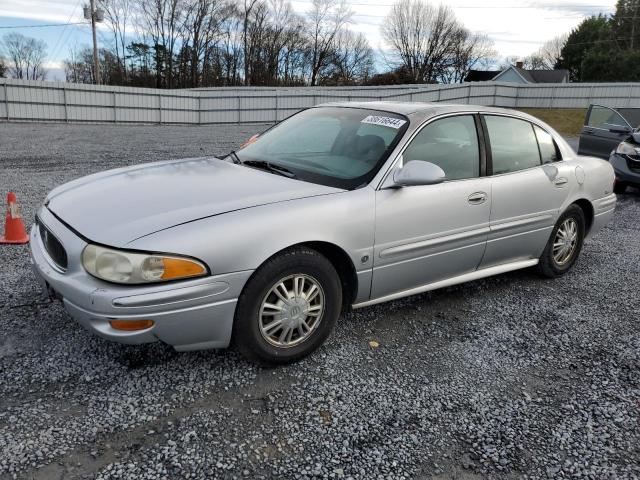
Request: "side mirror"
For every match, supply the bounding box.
[608,125,631,134]
[392,160,446,187]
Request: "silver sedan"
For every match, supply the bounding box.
[30,102,616,364]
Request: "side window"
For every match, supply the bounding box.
[403,115,480,181]
[534,125,561,164]
[484,116,541,174]
[587,106,627,129]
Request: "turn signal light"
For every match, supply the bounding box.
[109,319,154,331]
[161,257,206,280]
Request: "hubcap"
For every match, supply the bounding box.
[259,274,325,348]
[553,218,579,266]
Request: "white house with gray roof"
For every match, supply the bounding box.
[465,61,570,84]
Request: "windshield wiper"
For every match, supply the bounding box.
[221,151,242,164]
[242,160,297,179]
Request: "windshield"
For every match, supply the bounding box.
[236,107,409,189]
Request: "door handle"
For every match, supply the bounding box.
[553,177,568,187]
[468,192,487,205]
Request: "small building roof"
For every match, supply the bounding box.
[466,66,570,84]
[464,70,502,82]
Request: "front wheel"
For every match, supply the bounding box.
[233,247,342,365]
[536,204,586,278]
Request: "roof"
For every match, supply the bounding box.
[317,100,439,116]
[493,66,570,84]
[527,69,570,83]
[464,70,501,82]
[315,101,535,121]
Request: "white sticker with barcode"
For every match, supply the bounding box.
[361,115,407,129]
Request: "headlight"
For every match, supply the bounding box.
[82,244,207,284]
[615,141,639,156]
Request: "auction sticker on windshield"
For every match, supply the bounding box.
[361,116,407,129]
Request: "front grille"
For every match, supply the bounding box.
[38,220,68,270]
[627,156,640,173]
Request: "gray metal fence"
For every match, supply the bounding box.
[2,78,640,125]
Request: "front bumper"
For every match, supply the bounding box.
[29,207,252,351]
[609,153,640,186]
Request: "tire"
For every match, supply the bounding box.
[232,246,342,365]
[613,181,627,194]
[536,204,586,278]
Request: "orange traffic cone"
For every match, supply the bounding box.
[0,192,29,244]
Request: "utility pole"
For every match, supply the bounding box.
[84,1,104,84]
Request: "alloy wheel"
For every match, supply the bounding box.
[258,274,325,348]
[553,218,579,266]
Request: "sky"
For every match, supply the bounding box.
[0,0,618,82]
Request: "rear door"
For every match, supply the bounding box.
[578,105,631,158]
[479,115,574,268]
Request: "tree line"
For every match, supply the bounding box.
[556,0,640,82]
[65,0,496,88]
[6,0,640,87]
[1,0,496,87]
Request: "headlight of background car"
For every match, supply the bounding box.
[615,141,640,156]
[82,244,207,284]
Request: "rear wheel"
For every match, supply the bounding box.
[536,205,586,278]
[233,247,342,365]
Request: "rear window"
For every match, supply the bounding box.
[615,108,640,129]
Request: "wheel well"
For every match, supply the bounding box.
[298,241,358,312]
[572,199,594,233]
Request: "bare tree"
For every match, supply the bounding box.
[499,35,568,72]
[307,0,352,86]
[99,0,132,79]
[444,30,494,83]
[530,34,568,69]
[64,45,121,84]
[382,0,463,83]
[263,0,303,84]
[330,29,374,85]
[0,56,6,78]
[216,11,244,85]
[136,0,185,88]
[1,33,47,80]
[241,0,261,85]
[282,24,308,84]
[182,0,232,87]
[64,45,86,83]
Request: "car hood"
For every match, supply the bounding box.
[46,157,343,246]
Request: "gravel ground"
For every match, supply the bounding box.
[0,123,639,480]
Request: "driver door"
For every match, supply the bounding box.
[371,114,492,300]
[578,105,631,159]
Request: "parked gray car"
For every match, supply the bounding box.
[578,103,640,193]
[30,102,616,364]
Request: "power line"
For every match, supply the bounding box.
[50,0,84,63]
[0,22,86,29]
